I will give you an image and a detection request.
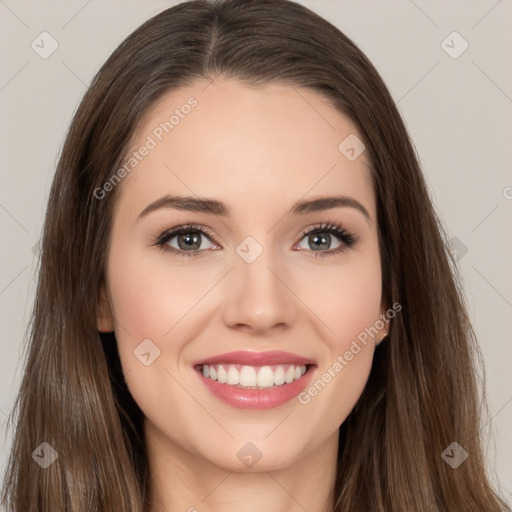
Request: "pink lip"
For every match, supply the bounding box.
[193,350,316,367]
[193,350,317,410]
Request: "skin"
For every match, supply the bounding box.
[97,77,388,512]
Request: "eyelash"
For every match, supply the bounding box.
[153,222,358,259]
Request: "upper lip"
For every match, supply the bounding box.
[193,350,316,368]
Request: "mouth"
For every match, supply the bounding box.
[192,350,317,410]
[194,363,315,389]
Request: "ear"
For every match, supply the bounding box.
[97,281,115,332]
[375,299,390,346]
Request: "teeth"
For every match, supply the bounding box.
[274,366,285,385]
[257,366,274,388]
[227,365,238,385]
[200,364,308,388]
[217,365,227,383]
[285,366,295,383]
[239,365,257,386]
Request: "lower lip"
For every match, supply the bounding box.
[195,366,316,410]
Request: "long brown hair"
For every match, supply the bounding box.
[2,0,509,510]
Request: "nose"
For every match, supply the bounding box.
[221,246,298,335]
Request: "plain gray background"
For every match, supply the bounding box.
[1,0,511,502]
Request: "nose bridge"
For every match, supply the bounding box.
[222,234,296,331]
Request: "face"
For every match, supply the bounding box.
[97,78,388,473]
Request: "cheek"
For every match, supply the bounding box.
[296,252,382,418]
[106,244,210,345]
[105,244,208,420]
[335,268,382,344]
[304,253,383,348]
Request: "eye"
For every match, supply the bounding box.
[155,224,219,258]
[154,222,358,259]
[294,223,358,257]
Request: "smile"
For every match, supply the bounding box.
[193,350,317,410]
[198,363,309,388]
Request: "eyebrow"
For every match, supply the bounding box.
[137,194,371,223]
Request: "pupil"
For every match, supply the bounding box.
[310,233,330,250]
[179,232,201,250]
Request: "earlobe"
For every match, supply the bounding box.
[97,281,115,332]
[376,332,389,345]
[375,326,389,346]
[376,301,390,346]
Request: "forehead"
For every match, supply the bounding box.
[117,78,375,221]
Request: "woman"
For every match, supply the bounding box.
[2,0,509,510]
